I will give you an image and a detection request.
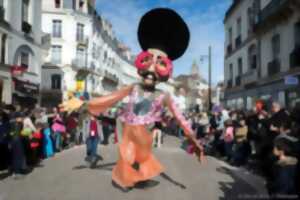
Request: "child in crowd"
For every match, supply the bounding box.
[29,123,43,166]
[222,119,234,161]
[152,122,163,148]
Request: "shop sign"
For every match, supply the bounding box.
[284,76,299,85]
[289,92,298,99]
[13,78,39,95]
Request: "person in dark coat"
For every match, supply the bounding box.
[267,138,298,199]
[10,112,27,179]
[0,111,11,170]
[262,102,290,181]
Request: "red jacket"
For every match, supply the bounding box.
[30,131,42,149]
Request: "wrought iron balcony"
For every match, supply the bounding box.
[254,0,291,31]
[267,59,281,76]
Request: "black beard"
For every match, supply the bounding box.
[142,83,156,92]
[139,71,158,82]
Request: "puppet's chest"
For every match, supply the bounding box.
[120,86,165,125]
[132,92,156,115]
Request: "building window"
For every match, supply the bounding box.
[63,0,73,9]
[92,42,96,58]
[52,20,62,38]
[0,0,4,19]
[76,47,85,66]
[295,22,300,48]
[237,17,242,36]
[238,58,243,75]
[104,51,107,62]
[22,0,29,23]
[55,0,61,8]
[228,27,233,44]
[272,34,280,59]
[248,44,257,70]
[79,0,84,10]
[247,7,254,33]
[1,34,6,64]
[73,0,76,9]
[76,23,84,41]
[97,46,101,59]
[51,45,62,64]
[20,52,29,68]
[51,74,61,89]
[229,63,233,79]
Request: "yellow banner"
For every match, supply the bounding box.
[76,80,85,92]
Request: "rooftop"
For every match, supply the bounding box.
[224,0,243,23]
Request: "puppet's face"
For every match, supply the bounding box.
[135,48,173,86]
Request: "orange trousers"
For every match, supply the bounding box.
[112,124,164,188]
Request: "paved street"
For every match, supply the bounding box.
[0,136,267,200]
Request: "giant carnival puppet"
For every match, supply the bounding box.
[61,8,205,191]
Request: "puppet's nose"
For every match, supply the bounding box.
[148,63,156,73]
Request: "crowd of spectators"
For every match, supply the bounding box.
[1,100,299,198]
[177,101,300,199]
[0,104,116,179]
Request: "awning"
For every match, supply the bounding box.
[13,78,39,95]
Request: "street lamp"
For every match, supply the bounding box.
[200,46,212,112]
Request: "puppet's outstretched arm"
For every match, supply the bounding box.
[87,85,133,116]
[60,85,133,115]
[165,94,205,163]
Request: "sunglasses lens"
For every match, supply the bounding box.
[135,51,153,70]
[155,57,172,77]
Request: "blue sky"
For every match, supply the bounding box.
[96,0,232,84]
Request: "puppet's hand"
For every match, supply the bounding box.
[188,136,206,164]
[59,98,84,114]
